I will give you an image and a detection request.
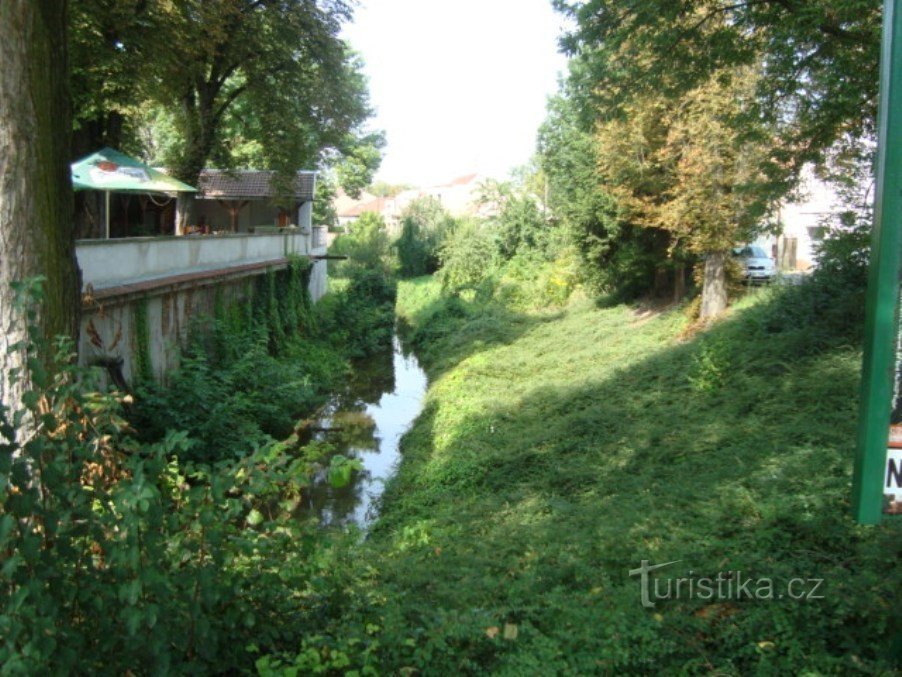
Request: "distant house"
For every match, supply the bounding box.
[336,193,403,232]
[755,165,872,271]
[335,173,494,236]
[194,169,317,233]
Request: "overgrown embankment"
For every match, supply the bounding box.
[130,262,396,463]
[0,266,398,674]
[288,274,901,674]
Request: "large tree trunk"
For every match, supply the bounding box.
[0,1,79,413]
[699,250,729,320]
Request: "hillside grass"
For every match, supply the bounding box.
[278,275,901,674]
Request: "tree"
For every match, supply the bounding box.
[331,211,391,275]
[69,0,383,198]
[555,0,881,177]
[538,85,670,299]
[474,177,550,261]
[312,172,339,228]
[69,0,161,158]
[593,69,780,317]
[659,71,778,317]
[395,197,453,278]
[437,219,497,291]
[0,1,79,410]
[149,1,378,189]
[369,181,414,198]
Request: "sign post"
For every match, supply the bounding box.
[853,0,902,523]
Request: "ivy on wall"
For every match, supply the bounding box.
[133,297,154,383]
[133,256,314,385]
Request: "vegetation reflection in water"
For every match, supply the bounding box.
[300,333,427,527]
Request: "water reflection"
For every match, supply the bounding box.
[301,334,427,528]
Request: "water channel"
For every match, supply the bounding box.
[300,333,428,528]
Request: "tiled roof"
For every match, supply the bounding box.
[198,170,316,200]
[344,196,390,217]
[448,173,478,187]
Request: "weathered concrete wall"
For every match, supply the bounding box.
[76,231,331,387]
[80,277,254,385]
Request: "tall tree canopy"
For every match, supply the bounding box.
[544,0,881,314]
[69,0,383,193]
[555,0,881,173]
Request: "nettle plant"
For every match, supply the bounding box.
[0,279,357,673]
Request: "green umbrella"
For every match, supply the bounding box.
[71,147,197,238]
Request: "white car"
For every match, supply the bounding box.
[733,245,776,283]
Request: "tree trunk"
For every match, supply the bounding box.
[673,262,687,303]
[0,1,79,412]
[699,250,729,320]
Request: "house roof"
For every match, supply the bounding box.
[343,196,391,217]
[198,170,316,201]
[446,173,479,187]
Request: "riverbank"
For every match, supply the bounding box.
[291,274,900,674]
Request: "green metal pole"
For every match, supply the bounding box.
[853,0,902,524]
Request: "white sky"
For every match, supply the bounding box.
[341,0,570,187]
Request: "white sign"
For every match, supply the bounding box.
[887,449,902,492]
[886,449,902,515]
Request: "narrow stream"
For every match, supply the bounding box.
[301,333,428,528]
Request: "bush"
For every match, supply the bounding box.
[437,219,498,291]
[0,281,359,673]
[395,196,454,277]
[329,211,392,277]
[132,329,344,462]
[316,267,397,358]
[129,260,348,463]
[812,215,870,291]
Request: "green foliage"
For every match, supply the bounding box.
[311,172,339,228]
[329,211,392,276]
[543,0,878,307]
[128,258,362,463]
[69,1,383,185]
[284,270,901,674]
[812,216,871,292]
[334,132,386,198]
[395,197,454,278]
[494,195,550,261]
[555,0,880,170]
[132,297,153,382]
[316,268,397,359]
[0,279,367,673]
[687,336,730,393]
[437,219,498,291]
[538,87,671,299]
[368,180,413,197]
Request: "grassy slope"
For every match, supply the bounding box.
[329,277,901,674]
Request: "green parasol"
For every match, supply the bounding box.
[71,147,197,238]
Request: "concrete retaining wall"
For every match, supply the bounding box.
[76,229,330,386]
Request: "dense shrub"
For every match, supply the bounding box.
[0,281,360,673]
[316,267,397,358]
[437,219,498,291]
[395,196,454,277]
[130,256,394,463]
[329,211,392,276]
[132,329,346,462]
[812,216,870,291]
[493,195,550,260]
